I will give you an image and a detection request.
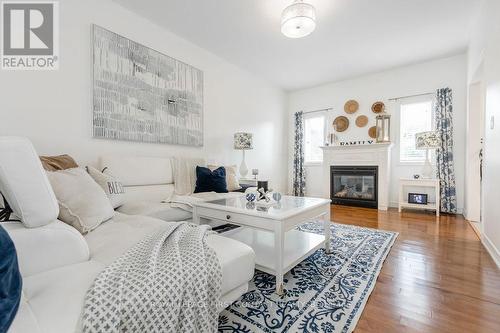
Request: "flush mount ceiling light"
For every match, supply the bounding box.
[281,0,316,38]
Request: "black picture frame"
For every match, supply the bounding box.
[408,193,428,205]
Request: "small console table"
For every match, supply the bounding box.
[398,178,440,216]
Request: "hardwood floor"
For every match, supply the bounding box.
[330,205,500,333]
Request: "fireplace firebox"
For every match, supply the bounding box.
[330,166,378,208]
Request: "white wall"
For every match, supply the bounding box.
[288,55,467,212]
[0,0,288,192]
[467,0,500,266]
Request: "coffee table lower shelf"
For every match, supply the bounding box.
[224,227,325,277]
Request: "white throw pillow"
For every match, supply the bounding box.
[46,167,114,234]
[208,164,241,191]
[86,166,125,209]
[0,136,59,228]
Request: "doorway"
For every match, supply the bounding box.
[465,62,485,235]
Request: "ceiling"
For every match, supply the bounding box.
[114,0,481,91]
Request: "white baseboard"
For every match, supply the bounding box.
[482,234,500,268]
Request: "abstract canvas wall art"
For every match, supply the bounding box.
[92,25,203,146]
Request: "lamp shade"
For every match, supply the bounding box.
[281,0,316,38]
[415,131,440,149]
[234,132,253,150]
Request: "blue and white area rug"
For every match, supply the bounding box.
[218,221,398,333]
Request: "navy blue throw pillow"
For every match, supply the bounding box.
[0,225,22,333]
[194,166,228,193]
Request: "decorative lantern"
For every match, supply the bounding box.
[376,114,391,143]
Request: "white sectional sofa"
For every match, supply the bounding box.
[0,137,255,333]
[99,155,193,221]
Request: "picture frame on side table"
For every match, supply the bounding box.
[408,193,428,205]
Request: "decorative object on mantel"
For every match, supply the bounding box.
[251,169,259,180]
[326,123,338,146]
[413,174,421,179]
[415,131,440,179]
[375,113,391,143]
[355,115,368,127]
[92,25,203,146]
[344,100,359,114]
[326,133,337,146]
[272,192,282,202]
[371,101,385,114]
[339,140,374,146]
[234,132,253,177]
[368,126,377,139]
[333,116,349,132]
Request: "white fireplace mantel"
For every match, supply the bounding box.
[320,142,393,151]
[320,143,393,210]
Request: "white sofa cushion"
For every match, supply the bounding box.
[99,155,174,186]
[2,220,90,277]
[0,136,59,228]
[86,166,126,209]
[122,184,175,203]
[206,233,255,296]
[47,168,115,234]
[117,201,192,221]
[8,261,105,333]
[84,213,255,295]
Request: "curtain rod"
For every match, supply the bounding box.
[388,92,434,101]
[303,107,333,114]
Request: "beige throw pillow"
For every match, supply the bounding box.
[208,164,241,191]
[86,166,125,209]
[46,167,114,234]
[40,154,78,171]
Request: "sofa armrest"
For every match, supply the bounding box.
[2,220,90,277]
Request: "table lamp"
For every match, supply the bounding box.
[234,132,253,177]
[415,131,441,179]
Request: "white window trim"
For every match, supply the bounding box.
[303,111,327,165]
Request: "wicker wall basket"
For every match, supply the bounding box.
[371,101,385,114]
[333,116,349,132]
[344,100,359,114]
[355,115,368,127]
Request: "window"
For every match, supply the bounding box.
[304,114,325,164]
[399,99,434,163]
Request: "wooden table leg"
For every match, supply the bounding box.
[275,224,284,295]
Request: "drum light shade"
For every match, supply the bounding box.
[281,0,316,38]
[234,132,253,150]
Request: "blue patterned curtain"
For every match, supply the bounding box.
[435,88,457,213]
[293,112,306,196]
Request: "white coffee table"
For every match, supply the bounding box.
[192,195,332,295]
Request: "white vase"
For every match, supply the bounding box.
[421,149,434,178]
[239,150,248,177]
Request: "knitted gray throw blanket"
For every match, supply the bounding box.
[82,222,222,333]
